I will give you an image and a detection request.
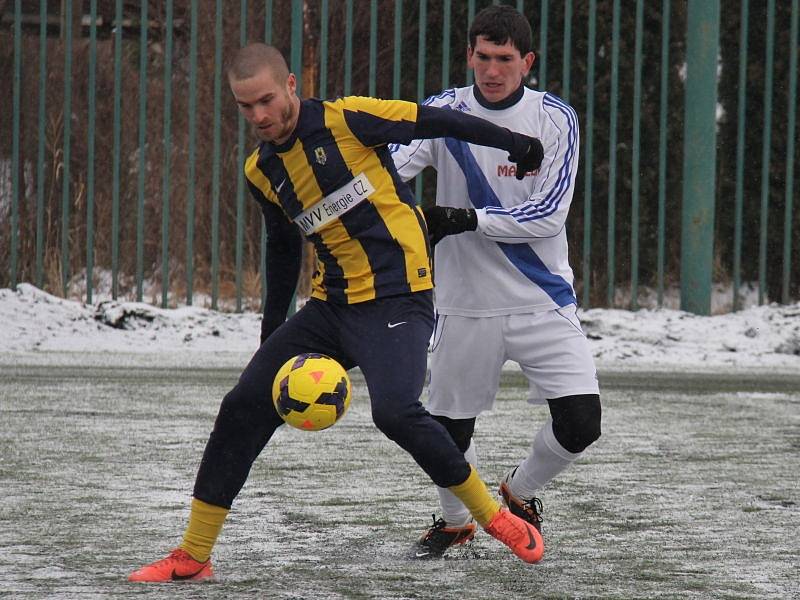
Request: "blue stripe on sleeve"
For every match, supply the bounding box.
[485,93,578,224]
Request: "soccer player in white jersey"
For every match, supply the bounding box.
[391,4,601,558]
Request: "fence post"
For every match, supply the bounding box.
[186,0,198,306]
[657,0,671,308]
[36,0,47,289]
[759,0,776,305]
[211,0,223,310]
[235,0,248,313]
[60,0,74,298]
[11,0,21,291]
[111,0,123,299]
[783,0,799,304]
[160,0,174,308]
[606,0,620,306]
[291,0,303,96]
[86,0,98,304]
[733,0,749,312]
[136,0,148,302]
[581,0,596,309]
[680,0,720,315]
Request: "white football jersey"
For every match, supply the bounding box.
[391,86,580,317]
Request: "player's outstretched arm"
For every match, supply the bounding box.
[259,203,302,345]
[339,97,541,178]
[414,105,544,179]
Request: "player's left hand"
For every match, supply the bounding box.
[423,206,478,246]
[508,132,544,180]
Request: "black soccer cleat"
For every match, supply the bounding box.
[499,468,544,534]
[410,514,476,559]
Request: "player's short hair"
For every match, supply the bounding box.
[227,43,289,82]
[468,5,533,56]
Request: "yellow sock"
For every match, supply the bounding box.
[179,498,229,562]
[448,465,501,527]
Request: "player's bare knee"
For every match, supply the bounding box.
[548,393,601,454]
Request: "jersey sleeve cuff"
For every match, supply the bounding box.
[474,207,488,233]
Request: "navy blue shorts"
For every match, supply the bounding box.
[193,290,471,508]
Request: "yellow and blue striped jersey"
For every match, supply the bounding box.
[245,96,432,304]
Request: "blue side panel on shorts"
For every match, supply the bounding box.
[443,136,577,308]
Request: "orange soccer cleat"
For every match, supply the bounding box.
[484,508,544,564]
[128,548,213,583]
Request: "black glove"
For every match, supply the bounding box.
[423,206,478,246]
[507,132,544,180]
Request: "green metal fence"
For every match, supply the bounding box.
[1,0,798,314]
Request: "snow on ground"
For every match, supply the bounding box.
[1,283,799,373]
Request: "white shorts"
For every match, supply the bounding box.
[428,304,599,418]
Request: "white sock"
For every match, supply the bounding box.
[435,439,477,527]
[510,418,581,499]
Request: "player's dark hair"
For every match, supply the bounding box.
[468,4,533,56]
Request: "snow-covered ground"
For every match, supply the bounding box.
[1,282,799,373]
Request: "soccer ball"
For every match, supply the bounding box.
[272,353,351,431]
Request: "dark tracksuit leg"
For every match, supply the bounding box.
[192,301,350,509]
[341,291,471,488]
[193,291,471,509]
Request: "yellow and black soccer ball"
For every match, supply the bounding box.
[272,353,351,431]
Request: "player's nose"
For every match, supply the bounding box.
[484,60,501,78]
[251,105,269,124]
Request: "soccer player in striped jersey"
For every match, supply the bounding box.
[128,43,548,582]
[391,5,601,558]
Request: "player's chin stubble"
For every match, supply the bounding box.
[257,100,296,143]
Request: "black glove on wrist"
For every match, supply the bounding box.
[507,132,544,180]
[423,205,478,246]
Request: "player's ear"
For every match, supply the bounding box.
[522,51,535,75]
[286,72,297,95]
[466,45,475,68]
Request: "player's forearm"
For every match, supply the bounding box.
[414,105,519,153]
[262,252,300,330]
[260,208,302,343]
[415,105,543,180]
[476,200,571,242]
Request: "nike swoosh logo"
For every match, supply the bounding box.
[525,525,538,550]
[387,321,407,329]
[275,178,287,193]
[414,551,430,558]
[171,566,206,581]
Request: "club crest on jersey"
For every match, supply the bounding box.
[314,147,327,165]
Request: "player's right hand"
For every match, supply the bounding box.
[423,206,478,246]
[507,132,544,180]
